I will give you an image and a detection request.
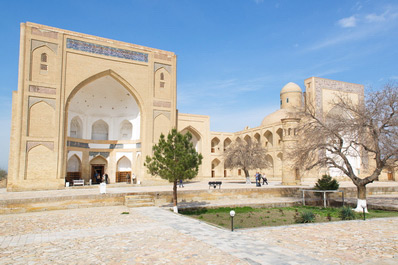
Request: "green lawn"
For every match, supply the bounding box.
[179,206,398,229]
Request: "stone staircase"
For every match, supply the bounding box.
[125,194,155,208]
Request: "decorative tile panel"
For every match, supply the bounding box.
[29,85,56,95]
[67,141,89,148]
[109,144,124,149]
[66,38,148,63]
[153,100,171,108]
[27,141,54,152]
[89,152,109,158]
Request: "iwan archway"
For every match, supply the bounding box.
[65,71,143,184]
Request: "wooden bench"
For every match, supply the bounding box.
[73,179,84,186]
[208,181,222,189]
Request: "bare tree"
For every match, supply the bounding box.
[224,140,269,183]
[290,83,398,211]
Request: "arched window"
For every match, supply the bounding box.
[41,53,47,62]
[160,72,164,80]
[91,120,109,140]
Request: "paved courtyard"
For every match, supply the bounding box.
[1,205,398,264]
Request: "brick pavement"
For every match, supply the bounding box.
[1,206,398,264]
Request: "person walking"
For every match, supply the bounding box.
[262,173,268,185]
[179,179,184,188]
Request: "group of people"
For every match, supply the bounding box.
[94,172,109,184]
[255,172,268,186]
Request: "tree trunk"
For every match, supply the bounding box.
[244,168,251,184]
[354,183,368,213]
[173,180,178,213]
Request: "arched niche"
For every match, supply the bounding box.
[154,67,171,99]
[153,113,171,143]
[276,128,283,145]
[28,101,55,138]
[244,135,251,144]
[264,130,273,147]
[26,145,56,180]
[92,119,109,140]
[70,116,83,138]
[254,133,260,143]
[31,45,57,84]
[66,155,82,183]
[180,126,202,153]
[119,120,133,140]
[224,138,232,151]
[211,137,220,153]
[116,156,132,183]
[211,158,221,178]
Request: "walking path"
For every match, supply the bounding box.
[1,205,398,264]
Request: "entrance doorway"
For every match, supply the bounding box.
[91,164,104,184]
[388,172,394,181]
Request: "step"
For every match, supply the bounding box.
[125,195,155,207]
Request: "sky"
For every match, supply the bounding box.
[0,0,397,170]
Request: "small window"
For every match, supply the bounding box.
[160,73,164,80]
[160,82,165,88]
[41,53,47,63]
[40,64,48,71]
[286,98,289,103]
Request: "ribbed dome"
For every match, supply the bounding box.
[280,82,302,94]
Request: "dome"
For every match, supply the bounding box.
[261,109,289,126]
[280,82,302,95]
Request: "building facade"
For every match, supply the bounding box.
[7,23,394,191]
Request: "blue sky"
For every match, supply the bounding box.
[0,0,397,169]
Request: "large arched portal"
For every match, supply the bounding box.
[66,73,142,184]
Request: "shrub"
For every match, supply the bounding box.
[340,207,356,220]
[296,211,315,223]
[0,168,7,181]
[315,175,339,190]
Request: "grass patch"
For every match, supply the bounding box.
[179,206,398,229]
[121,212,129,215]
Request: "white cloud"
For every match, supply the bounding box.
[365,13,386,22]
[338,15,357,28]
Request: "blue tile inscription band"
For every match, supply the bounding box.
[66,38,148,63]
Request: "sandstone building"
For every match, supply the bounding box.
[7,23,394,191]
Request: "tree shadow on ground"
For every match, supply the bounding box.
[160,200,209,208]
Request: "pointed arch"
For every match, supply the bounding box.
[65,70,145,131]
[180,126,202,153]
[211,137,220,153]
[70,116,83,138]
[117,156,131,171]
[28,101,55,137]
[276,128,283,145]
[254,133,260,143]
[67,154,81,172]
[244,135,251,144]
[264,130,273,147]
[91,119,109,140]
[119,120,133,140]
[211,158,221,178]
[224,137,232,151]
[116,156,132,183]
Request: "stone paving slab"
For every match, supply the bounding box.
[1,204,398,264]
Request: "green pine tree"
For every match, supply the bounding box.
[145,129,203,213]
